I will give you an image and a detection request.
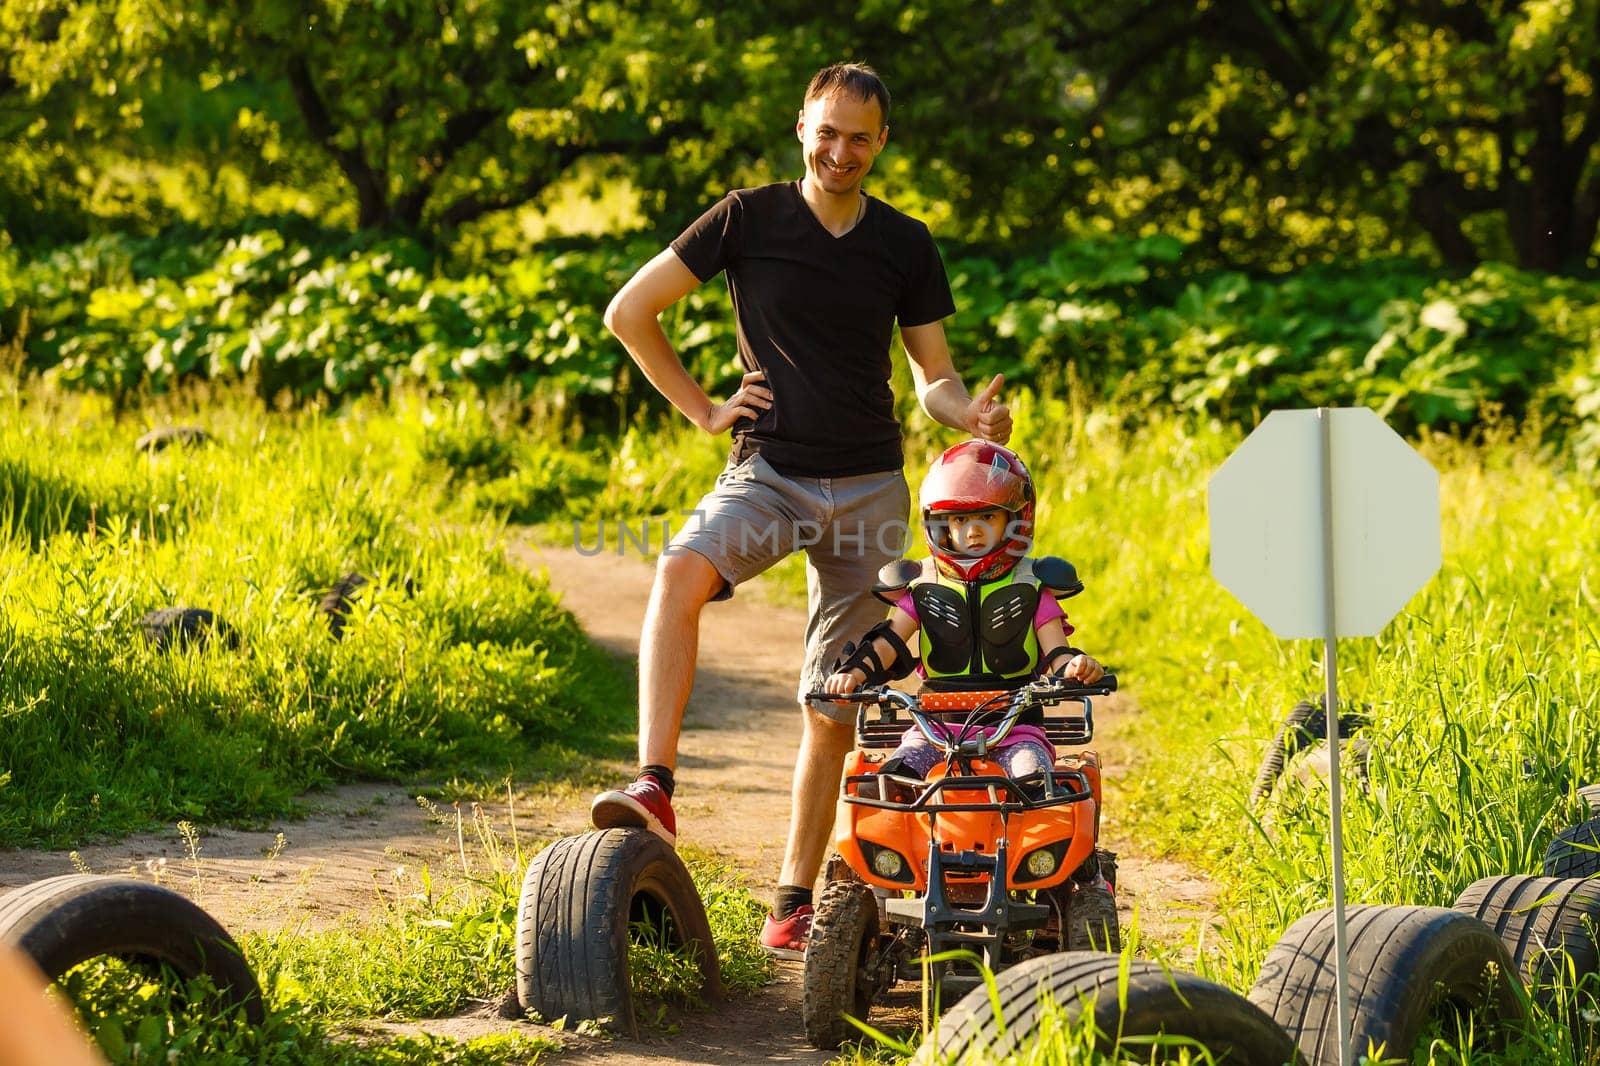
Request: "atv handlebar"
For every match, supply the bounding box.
[807,673,1116,756]
[807,673,1117,707]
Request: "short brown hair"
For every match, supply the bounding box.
[804,63,890,127]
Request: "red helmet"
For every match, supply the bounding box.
[919,440,1035,581]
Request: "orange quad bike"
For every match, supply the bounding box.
[801,674,1121,1049]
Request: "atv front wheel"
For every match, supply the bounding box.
[1064,879,1120,952]
[802,880,882,1049]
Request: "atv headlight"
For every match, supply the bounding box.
[860,841,915,884]
[1020,842,1069,882]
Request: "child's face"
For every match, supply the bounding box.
[939,508,1009,556]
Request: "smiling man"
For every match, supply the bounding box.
[597,62,1011,959]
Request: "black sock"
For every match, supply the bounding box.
[636,764,675,799]
[773,884,813,918]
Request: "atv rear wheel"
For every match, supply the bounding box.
[802,880,882,1049]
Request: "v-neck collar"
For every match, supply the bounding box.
[793,180,870,241]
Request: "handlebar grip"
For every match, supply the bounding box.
[1042,672,1116,694]
[805,689,879,703]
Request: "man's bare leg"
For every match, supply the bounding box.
[778,704,854,887]
[592,548,723,841]
[637,549,724,767]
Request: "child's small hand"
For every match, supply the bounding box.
[824,669,864,695]
[1058,654,1104,684]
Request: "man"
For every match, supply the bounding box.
[595,62,1011,958]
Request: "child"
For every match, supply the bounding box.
[823,440,1103,784]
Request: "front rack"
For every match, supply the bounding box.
[842,767,1095,812]
[854,701,1095,750]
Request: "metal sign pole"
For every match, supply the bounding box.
[1317,408,1354,1066]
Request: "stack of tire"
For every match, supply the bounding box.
[920,789,1600,1065]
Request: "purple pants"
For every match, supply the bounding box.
[889,734,1052,780]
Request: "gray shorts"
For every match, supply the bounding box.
[668,453,911,722]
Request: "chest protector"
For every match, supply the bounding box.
[910,557,1046,681]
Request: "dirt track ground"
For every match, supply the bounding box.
[2,534,1217,1064]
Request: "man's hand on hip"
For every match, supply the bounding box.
[705,369,773,434]
[966,372,1013,444]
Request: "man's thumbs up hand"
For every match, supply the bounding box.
[966,372,1012,444]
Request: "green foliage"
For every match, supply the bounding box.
[8,0,1600,269]
[2,228,738,409]
[11,228,1600,455]
[0,0,803,239]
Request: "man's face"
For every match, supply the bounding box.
[796,91,888,197]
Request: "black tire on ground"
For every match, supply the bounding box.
[319,572,370,640]
[1249,700,1370,807]
[135,426,211,453]
[1249,905,1523,1066]
[515,829,721,1038]
[0,875,263,1024]
[921,951,1301,1065]
[1454,873,1600,1045]
[803,880,881,1049]
[1545,818,1600,879]
[138,607,239,652]
[1066,879,1121,952]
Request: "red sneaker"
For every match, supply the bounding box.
[590,778,676,845]
[759,905,814,961]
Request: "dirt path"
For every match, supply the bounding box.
[0,533,1216,1064]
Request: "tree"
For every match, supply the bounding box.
[1029,0,1600,271]
[1,0,800,238]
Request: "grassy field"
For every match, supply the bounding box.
[0,377,644,847]
[6,365,1598,1063]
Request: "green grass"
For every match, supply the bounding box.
[0,377,633,846]
[62,956,556,1066]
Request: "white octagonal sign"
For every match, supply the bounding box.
[1209,408,1440,639]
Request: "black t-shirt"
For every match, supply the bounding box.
[670,181,956,477]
